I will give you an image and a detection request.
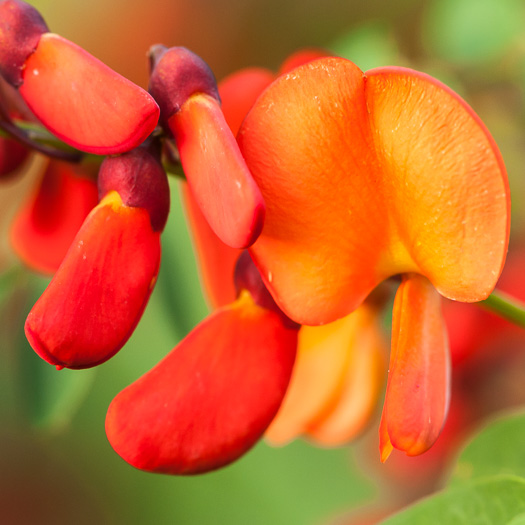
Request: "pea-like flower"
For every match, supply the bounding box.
[237,57,510,460]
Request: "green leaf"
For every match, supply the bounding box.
[451,410,525,484]
[381,476,525,525]
[422,0,525,65]
[507,513,525,525]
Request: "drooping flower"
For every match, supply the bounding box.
[25,145,169,369]
[182,51,387,451]
[149,45,265,249]
[105,251,299,474]
[0,0,159,155]
[237,57,510,459]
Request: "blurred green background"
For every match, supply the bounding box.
[2,0,525,523]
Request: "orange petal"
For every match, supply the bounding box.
[379,273,450,461]
[10,160,98,274]
[105,291,298,475]
[238,58,509,325]
[19,33,159,155]
[180,181,240,308]
[169,93,265,249]
[306,307,386,446]
[25,192,160,369]
[364,67,509,302]
[265,311,366,445]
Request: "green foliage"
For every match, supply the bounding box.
[382,476,525,525]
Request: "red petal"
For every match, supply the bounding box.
[105,291,298,475]
[380,274,450,461]
[19,33,159,155]
[168,93,265,249]
[180,181,240,308]
[10,160,98,274]
[25,192,160,369]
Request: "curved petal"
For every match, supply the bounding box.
[265,311,365,445]
[10,160,98,274]
[105,291,298,475]
[380,274,450,462]
[169,93,265,249]
[238,57,509,325]
[180,181,240,308]
[19,33,159,155]
[365,67,509,302]
[25,191,160,369]
[306,307,386,446]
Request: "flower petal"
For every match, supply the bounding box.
[365,67,509,302]
[265,311,365,445]
[25,192,160,369]
[105,291,298,475]
[19,33,159,155]
[180,181,240,308]
[10,160,98,274]
[380,273,450,461]
[306,307,386,446]
[238,58,509,325]
[168,93,265,249]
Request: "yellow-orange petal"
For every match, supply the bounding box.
[306,307,386,446]
[180,181,239,308]
[10,160,98,274]
[105,291,298,475]
[265,314,358,445]
[19,33,159,155]
[239,57,509,325]
[380,273,450,462]
[364,67,510,302]
[278,48,330,75]
[25,192,160,369]
[169,93,265,249]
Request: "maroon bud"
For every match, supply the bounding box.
[148,45,219,130]
[234,251,299,329]
[98,146,170,232]
[0,0,48,87]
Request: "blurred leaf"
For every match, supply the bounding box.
[422,0,525,65]
[13,271,96,432]
[330,21,401,70]
[381,476,525,525]
[451,410,525,484]
[508,514,525,525]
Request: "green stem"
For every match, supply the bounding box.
[479,289,525,329]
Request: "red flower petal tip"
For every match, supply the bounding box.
[169,93,265,248]
[10,160,99,274]
[25,192,161,369]
[105,292,298,475]
[98,147,170,232]
[17,33,159,155]
[0,0,48,87]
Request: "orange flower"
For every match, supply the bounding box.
[237,57,510,459]
[184,51,387,449]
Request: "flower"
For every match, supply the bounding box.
[25,146,169,369]
[237,57,510,459]
[0,0,159,155]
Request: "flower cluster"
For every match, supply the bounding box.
[0,0,510,475]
